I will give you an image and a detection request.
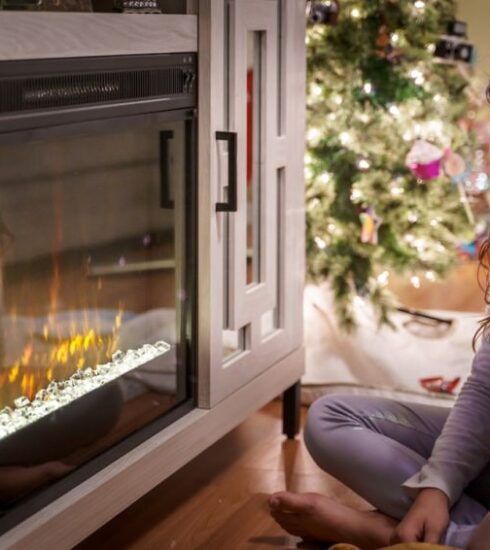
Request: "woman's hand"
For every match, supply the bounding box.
[390,488,450,544]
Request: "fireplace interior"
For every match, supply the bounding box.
[0,53,196,529]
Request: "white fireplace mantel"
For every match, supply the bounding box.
[0,13,197,60]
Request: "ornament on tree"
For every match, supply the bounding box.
[458,222,488,260]
[434,20,474,65]
[463,150,490,194]
[465,170,489,194]
[376,25,403,64]
[360,207,381,245]
[443,149,466,178]
[405,140,444,180]
[307,0,340,26]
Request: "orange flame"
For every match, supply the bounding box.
[2,308,124,408]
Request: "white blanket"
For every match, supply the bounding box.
[303,284,484,406]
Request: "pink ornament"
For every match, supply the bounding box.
[410,159,441,180]
[406,140,444,181]
[444,150,466,178]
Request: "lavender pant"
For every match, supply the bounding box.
[304,394,490,548]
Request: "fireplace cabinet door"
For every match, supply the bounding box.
[200,0,305,406]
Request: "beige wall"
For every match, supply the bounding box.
[458,0,490,78]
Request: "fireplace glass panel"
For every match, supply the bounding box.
[0,116,195,508]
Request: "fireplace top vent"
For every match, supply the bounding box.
[0,53,197,134]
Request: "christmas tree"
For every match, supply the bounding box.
[306,0,477,330]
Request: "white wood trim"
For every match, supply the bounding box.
[0,13,197,60]
[197,0,226,408]
[226,0,278,330]
[0,348,304,550]
[282,0,306,354]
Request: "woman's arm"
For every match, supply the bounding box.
[403,336,490,506]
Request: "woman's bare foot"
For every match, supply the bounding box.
[268,491,397,550]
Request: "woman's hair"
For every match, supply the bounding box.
[473,239,490,349]
[473,83,490,348]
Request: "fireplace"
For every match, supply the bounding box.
[0,53,197,531]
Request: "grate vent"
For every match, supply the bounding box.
[0,66,195,114]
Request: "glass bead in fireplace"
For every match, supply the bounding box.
[0,114,196,514]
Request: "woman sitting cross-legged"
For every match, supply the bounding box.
[268,236,490,548]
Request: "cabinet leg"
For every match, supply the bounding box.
[282,381,301,439]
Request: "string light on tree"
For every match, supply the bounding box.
[311,83,322,97]
[390,185,404,196]
[425,271,436,282]
[314,236,327,249]
[363,82,373,94]
[389,104,401,117]
[410,275,421,289]
[409,69,425,86]
[350,188,363,201]
[307,127,322,144]
[339,131,352,145]
[377,271,390,287]
[319,172,332,184]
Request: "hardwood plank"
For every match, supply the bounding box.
[78,400,368,549]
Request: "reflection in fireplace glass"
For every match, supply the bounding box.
[0,118,193,507]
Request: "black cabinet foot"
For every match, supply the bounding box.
[282,381,301,439]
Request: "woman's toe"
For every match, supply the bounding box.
[269,492,315,514]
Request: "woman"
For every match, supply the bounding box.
[268,216,490,548]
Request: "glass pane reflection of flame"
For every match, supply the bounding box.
[0,340,171,440]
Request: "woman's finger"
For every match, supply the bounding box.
[392,526,419,543]
[424,523,444,544]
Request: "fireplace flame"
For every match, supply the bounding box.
[1,307,124,406]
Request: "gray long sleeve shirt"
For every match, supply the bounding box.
[403,335,490,506]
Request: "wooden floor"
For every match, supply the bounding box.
[78,401,369,550]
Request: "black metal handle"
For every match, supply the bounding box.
[160,130,174,209]
[216,131,238,212]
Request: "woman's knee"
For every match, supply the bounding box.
[304,393,358,464]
